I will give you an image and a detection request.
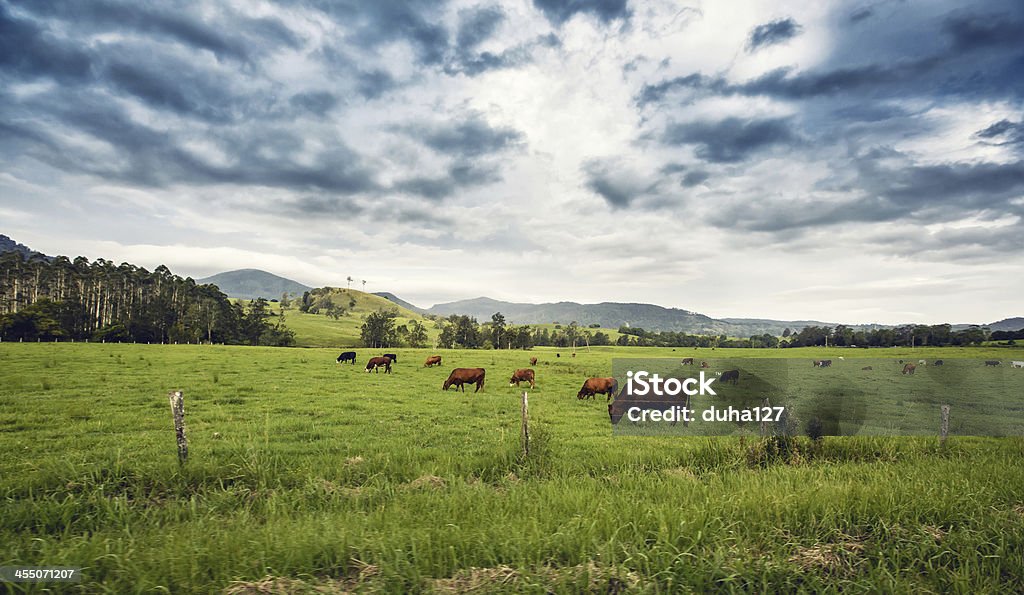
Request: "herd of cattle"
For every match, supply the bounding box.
[336,350,611,397]
[336,350,1024,402]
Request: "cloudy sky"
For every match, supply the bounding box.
[2,0,1023,324]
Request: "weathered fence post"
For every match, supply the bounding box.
[521,391,530,457]
[940,405,950,446]
[168,390,188,464]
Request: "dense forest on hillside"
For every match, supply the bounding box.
[0,252,293,345]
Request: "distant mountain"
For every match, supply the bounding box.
[427,297,745,334]
[425,297,940,336]
[196,269,311,300]
[373,292,426,314]
[0,234,49,260]
[987,317,1024,332]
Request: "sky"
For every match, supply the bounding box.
[2,0,1023,325]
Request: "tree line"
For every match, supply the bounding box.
[360,309,1000,350]
[0,252,294,345]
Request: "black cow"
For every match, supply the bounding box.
[934,360,944,366]
[336,351,356,364]
[383,353,398,363]
[719,369,739,385]
[985,360,1001,367]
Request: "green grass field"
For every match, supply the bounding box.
[2,344,1024,593]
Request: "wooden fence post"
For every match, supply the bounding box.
[168,390,188,464]
[521,391,529,457]
[940,405,950,446]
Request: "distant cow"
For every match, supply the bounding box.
[719,369,739,385]
[902,363,916,375]
[571,353,576,358]
[985,360,1001,367]
[557,353,561,358]
[918,359,926,366]
[509,368,536,389]
[424,355,442,367]
[443,368,486,392]
[814,360,832,368]
[681,358,694,365]
[336,351,356,364]
[862,366,872,371]
[383,353,398,364]
[365,356,392,374]
[530,357,538,366]
[578,377,618,401]
[934,360,944,366]
[1012,361,1024,369]
[700,361,709,368]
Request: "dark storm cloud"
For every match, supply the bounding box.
[301,0,450,65]
[662,117,798,163]
[393,163,501,200]
[397,116,524,159]
[848,7,874,24]
[871,160,1024,211]
[942,12,1024,51]
[456,5,506,50]
[681,171,709,187]
[871,223,1024,261]
[636,59,944,107]
[447,33,561,76]
[582,158,666,208]
[289,91,339,116]
[746,18,803,52]
[532,0,631,25]
[2,86,379,194]
[976,120,1024,147]
[707,157,1024,234]
[0,5,93,82]
[640,7,1024,109]
[8,0,300,63]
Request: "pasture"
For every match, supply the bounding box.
[2,343,1024,593]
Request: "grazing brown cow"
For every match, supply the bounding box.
[700,361,709,368]
[443,368,486,392]
[530,357,538,366]
[509,368,536,389]
[365,356,392,374]
[424,355,442,367]
[681,357,694,365]
[719,369,739,385]
[577,377,618,401]
[902,363,916,375]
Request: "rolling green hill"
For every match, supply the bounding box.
[270,288,437,348]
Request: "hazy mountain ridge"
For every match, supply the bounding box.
[427,297,761,335]
[373,292,426,314]
[0,234,50,261]
[195,269,312,300]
